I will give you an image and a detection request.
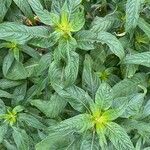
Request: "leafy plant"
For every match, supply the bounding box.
[0,0,150,149]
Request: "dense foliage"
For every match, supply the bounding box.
[0,0,150,149]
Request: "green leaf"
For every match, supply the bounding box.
[95,82,113,110]
[102,99,128,121]
[143,100,150,118]
[49,41,77,88]
[82,55,100,98]
[2,51,14,77]
[121,64,138,78]
[75,30,96,50]
[21,45,41,59]
[0,123,8,143]
[19,113,45,129]
[0,89,12,99]
[36,132,70,150]
[70,8,85,32]
[97,31,125,59]
[51,0,64,14]
[13,0,34,20]
[67,0,82,11]
[123,52,150,67]
[80,132,100,150]
[0,99,6,114]
[3,51,28,80]
[13,105,24,113]
[64,51,79,87]
[12,127,29,150]
[125,0,143,32]
[13,47,20,61]
[24,59,39,77]
[2,140,16,150]
[28,0,59,25]
[30,31,61,48]
[52,114,93,133]
[121,93,145,118]
[97,127,107,149]
[3,61,28,80]
[55,85,93,112]
[48,61,64,89]
[91,15,114,32]
[61,0,79,16]
[0,22,49,44]
[112,73,147,98]
[24,54,50,78]
[26,77,48,99]
[124,120,150,136]
[30,93,66,118]
[0,0,12,22]
[135,138,142,150]
[144,148,150,150]
[106,122,134,150]
[138,18,150,39]
[34,53,51,76]
[12,82,27,105]
[57,37,77,59]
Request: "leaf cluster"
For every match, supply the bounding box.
[0,0,150,149]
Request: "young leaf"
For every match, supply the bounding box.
[97,31,125,59]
